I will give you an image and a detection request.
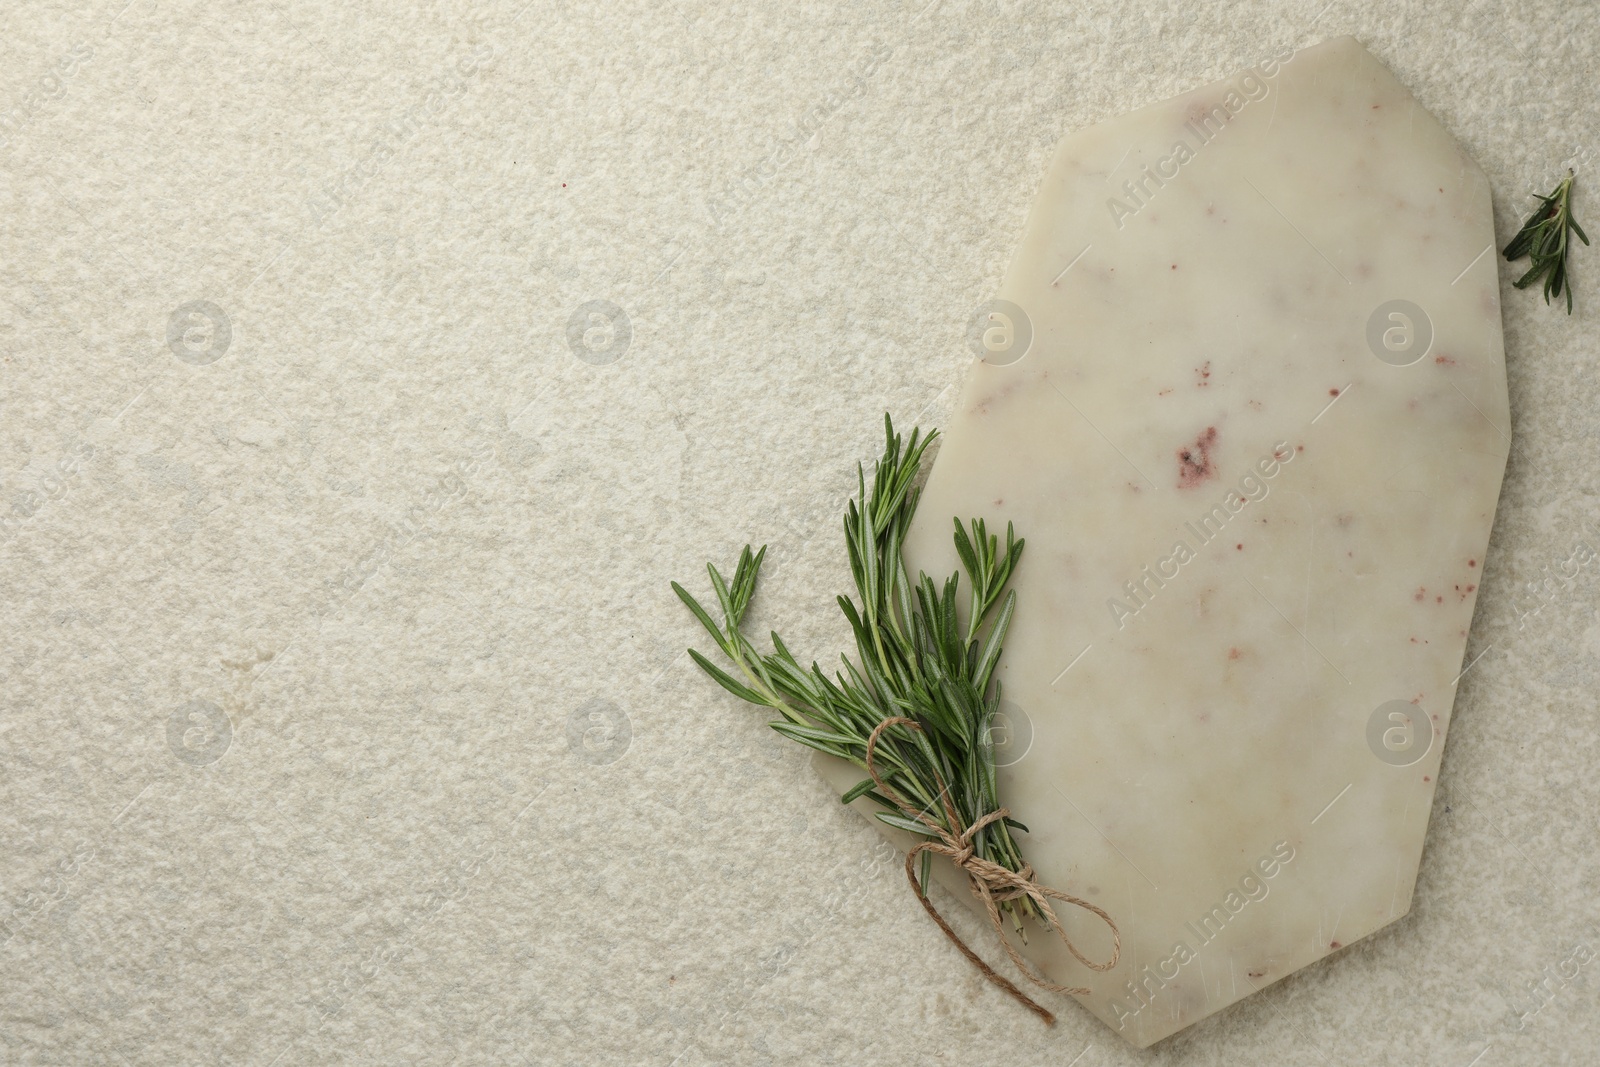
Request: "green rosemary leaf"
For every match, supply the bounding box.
[838,653,876,705]
[766,732,849,761]
[729,544,766,618]
[769,720,852,747]
[768,629,799,666]
[890,530,916,616]
[999,524,1023,585]
[973,589,1017,693]
[706,562,741,634]
[840,778,879,805]
[687,648,767,705]
[671,582,733,656]
[875,811,940,837]
[939,575,962,669]
[952,517,981,590]
[836,595,870,650]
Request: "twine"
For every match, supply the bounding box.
[864,717,1121,1025]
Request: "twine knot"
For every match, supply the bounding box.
[865,717,1121,1025]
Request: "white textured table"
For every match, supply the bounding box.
[1,2,1595,1064]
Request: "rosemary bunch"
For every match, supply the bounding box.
[673,414,1044,933]
[1503,169,1588,313]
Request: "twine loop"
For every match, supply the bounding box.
[864,717,1121,1025]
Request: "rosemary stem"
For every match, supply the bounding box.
[676,414,1041,929]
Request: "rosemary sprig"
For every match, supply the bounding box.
[672,414,1042,932]
[1503,169,1588,313]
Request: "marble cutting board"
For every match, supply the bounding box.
[817,35,1509,1047]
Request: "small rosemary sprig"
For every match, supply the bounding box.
[672,414,1043,933]
[1503,169,1588,313]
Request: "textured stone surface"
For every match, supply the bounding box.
[823,36,1511,1047]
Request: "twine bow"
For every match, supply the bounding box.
[864,717,1121,1025]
